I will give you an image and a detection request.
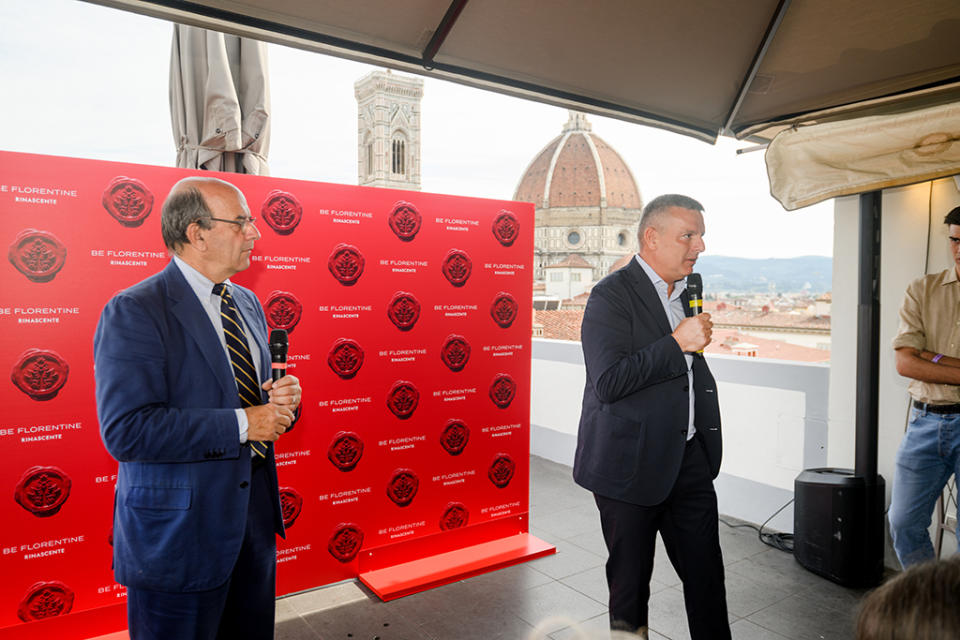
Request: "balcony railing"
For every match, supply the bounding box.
[531,338,829,531]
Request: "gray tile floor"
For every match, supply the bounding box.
[275,456,870,640]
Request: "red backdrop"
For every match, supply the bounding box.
[0,151,535,633]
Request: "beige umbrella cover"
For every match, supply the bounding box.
[170,25,270,175]
[765,101,960,210]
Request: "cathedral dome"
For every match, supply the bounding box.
[513,111,642,212]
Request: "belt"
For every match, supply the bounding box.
[912,400,960,415]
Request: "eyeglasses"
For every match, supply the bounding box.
[208,216,257,231]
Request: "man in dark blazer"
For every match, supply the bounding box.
[95,176,302,639]
[573,194,729,639]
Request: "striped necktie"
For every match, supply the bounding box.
[213,283,267,459]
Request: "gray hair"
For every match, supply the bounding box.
[637,193,704,244]
[160,182,215,251]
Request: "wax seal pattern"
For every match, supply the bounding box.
[102,176,154,227]
[387,380,419,419]
[492,209,519,247]
[489,373,517,409]
[14,466,72,517]
[387,468,419,507]
[328,338,364,379]
[8,229,67,283]
[488,454,516,488]
[440,502,469,530]
[328,523,364,563]
[440,334,471,372]
[17,581,74,622]
[490,292,519,328]
[328,431,364,472]
[260,189,302,235]
[264,290,302,334]
[442,249,472,287]
[279,487,303,529]
[440,419,470,456]
[328,243,365,286]
[387,291,420,331]
[388,200,422,241]
[11,348,69,401]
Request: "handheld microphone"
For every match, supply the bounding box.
[269,329,288,382]
[687,273,703,316]
[686,273,704,354]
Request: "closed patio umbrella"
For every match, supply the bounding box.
[170,24,270,175]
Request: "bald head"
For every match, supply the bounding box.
[160,177,247,252]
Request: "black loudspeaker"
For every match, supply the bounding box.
[794,468,885,587]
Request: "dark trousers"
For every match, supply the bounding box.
[126,464,277,640]
[595,436,730,640]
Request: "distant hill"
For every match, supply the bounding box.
[695,255,832,294]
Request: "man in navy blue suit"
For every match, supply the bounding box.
[95,176,302,639]
[574,194,729,639]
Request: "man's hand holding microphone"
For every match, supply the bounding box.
[672,273,713,353]
[246,329,302,442]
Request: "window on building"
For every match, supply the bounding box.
[392,138,406,175]
[617,232,627,246]
[567,231,581,245]
[365,141,373,176]
[550,272,563,282]
[571,273,581,282]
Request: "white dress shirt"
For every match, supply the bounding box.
[635,254,696,440]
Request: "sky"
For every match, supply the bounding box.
[1,0,834,259]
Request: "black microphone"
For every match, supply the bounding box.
[686,273,704,354]
[687,273,703,316]
[269,329,288,382]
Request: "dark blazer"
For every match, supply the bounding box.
[95,260,284,592]
[573,258,722,506]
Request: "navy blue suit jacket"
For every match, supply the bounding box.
[95,260,284,592]
[573,258,722,506]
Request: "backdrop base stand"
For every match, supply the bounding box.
[360,531,554,601]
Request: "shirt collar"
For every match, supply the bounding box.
[173,255,231,301]
[635,253,687,300]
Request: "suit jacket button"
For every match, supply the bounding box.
[240,481,249,489]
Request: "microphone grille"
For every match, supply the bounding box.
[269,329,288,345]
[687,273,703,296]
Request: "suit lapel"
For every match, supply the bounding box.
[624,258,672,335]
[163,261,238,402]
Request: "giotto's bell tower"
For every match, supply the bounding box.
[355,69,423,190]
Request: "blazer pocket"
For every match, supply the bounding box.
[126,486,191,510]
[590,411,643,483]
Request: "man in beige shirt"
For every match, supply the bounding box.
[890,205,960,567]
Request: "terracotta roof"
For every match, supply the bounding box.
[561,291,592,308]
[608,253,634,273]
[513,112,642,210]
[545,254,594,269]
[705,329,830,363]
[536,309,584,341]
[711,309,830,331]
[535,308,830,362]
